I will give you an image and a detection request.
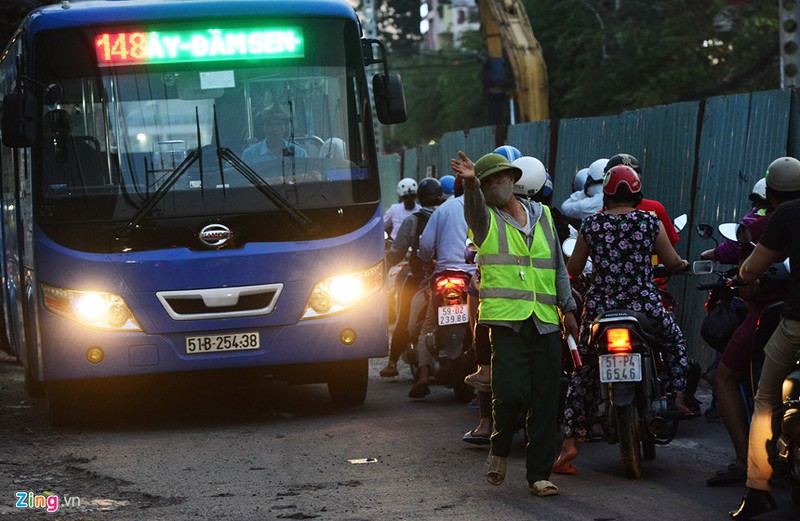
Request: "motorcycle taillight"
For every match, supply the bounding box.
[435,276,469,299]
[606,328,632,353]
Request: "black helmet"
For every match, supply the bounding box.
[604,153,641,175]
[417,177,443,203]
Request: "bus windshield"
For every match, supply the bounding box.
[32,19,378,252]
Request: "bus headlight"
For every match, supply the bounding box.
[301,262,384,319]
[41,283,142,331]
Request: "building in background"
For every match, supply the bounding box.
[420,0,480,51]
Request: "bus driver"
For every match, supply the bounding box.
[242,104,308,165]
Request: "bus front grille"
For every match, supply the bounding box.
[156,283,284,320]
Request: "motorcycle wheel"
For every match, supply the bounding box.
[615,405,642,479]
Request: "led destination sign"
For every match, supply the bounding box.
[95,28,304,66]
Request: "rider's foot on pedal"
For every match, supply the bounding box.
[379,361,399,378]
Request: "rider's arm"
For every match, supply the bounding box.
[653,221,688,273]
[740,244,782,282]
[417,211,438,263]
[566,233,590,278]
[387,216,415,266]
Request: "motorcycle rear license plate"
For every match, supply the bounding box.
[599,353,642,382]
[437,304,468,326]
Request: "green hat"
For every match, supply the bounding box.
[474,153,523,183]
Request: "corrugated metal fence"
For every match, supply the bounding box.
[383,87,799,368]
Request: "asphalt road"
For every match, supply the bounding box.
[0,357,798,520]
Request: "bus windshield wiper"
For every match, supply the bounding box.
[115,149,199,239]
[209,106,317,233]
[115,108,205,239]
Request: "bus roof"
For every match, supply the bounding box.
[27,0,360,34]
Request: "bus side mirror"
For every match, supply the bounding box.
[2,92,36,147]
[373,73,407,125]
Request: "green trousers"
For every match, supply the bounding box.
[489,319,561,485]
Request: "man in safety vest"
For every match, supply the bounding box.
[452,151,578,496]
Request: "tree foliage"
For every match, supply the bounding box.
[0,1,51,45]
[525,0,779,118]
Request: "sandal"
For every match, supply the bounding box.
[464,372,491,393]
[485,454,507,486]
[552,463,577,475]
[379,361,399,378]
[530,480,559,497]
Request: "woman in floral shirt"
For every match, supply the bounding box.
[553,165,690,474]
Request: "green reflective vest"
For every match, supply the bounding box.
[477,203,559,324]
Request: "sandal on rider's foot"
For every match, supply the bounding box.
[379,362,399,378]
[530,480,559,497]
[552,463,577,475]
[485,454,507,486]
[408,382,430,399]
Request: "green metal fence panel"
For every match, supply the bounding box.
[403,147,418,179]
[551,114,622,205]
[676,90,791,368]
[378,153,402,213]
[464,125,497,162]
[440,130,467,178]
[506,120,551,166]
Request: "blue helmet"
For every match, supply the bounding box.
[541,173,553,198]
[439,175,455,196]
[493,145,522,162]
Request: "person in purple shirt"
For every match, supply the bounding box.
[701,178,767,264]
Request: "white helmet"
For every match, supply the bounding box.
[586,158,610,184]
[572,168,590,192]
[396,178,418,197]
[512,156,547,197]
[750,178,767,201]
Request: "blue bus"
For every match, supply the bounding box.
[0,0,406,424]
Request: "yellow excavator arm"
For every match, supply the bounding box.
[478,0,549,122]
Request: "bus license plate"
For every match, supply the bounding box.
[438,304,468,326]
[185,332,260,354]
[599,353,642,383]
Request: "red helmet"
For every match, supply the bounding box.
[603,165,641,195]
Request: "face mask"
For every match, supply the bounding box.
[484,178,514,206]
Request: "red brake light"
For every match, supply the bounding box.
[607,328,632,353]
[435,276,469,299]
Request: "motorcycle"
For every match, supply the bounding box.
[779,355,800,505]
[587,261,711,479]
[406,269,475,402]
[702,222,799,500]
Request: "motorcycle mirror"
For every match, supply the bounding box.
[717,223,738,242]
[692,260,714,275]
[696,224,714,240]
[673,214,687,233]
[561,237,576,257]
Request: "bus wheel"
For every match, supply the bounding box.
[327,359,368,406]
[45,381,85,426]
